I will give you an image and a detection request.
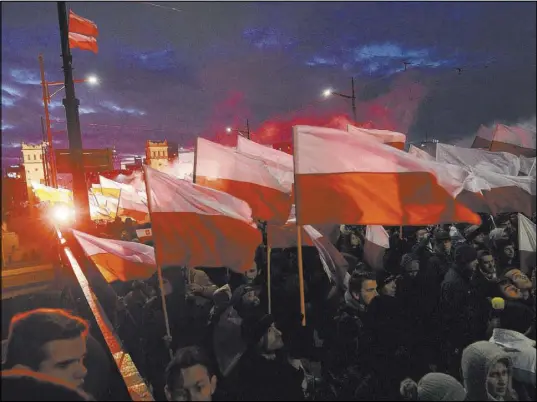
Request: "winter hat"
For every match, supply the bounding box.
[434,229,451,242]
[417,373,467,401]
[400,253,418,270]
[454,244,478,265]
[240,314,274,347]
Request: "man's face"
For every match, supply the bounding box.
[416,230,428,242]
[436,239,452,255]
[167,365,216,401]
[244,264,258,282]
[380,280,397,297]
[465,259,479,275]
[262,324,284,352]
[479,255,497,281]
[405,261,420,278]
[500,282,523,301]
[474,232,486,245]
[350,233,360,247]
[503,244,515,259]
[360,280,378,306]
[487,361,509,400]
[38,336,87,389]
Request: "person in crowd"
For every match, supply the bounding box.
[465,224,489,250]
[1,369,93,401]
[234,314,305,401]
[164,346,219,402]
[503,269,533,302]
[411,228,433,269]
[399,372,467,401]
[323,271,378,399]
[475,250,500,298]
[495,239,519,274]
[439,244,489,376]
[375,270,398,297]
[2,309,89,390]
[490,278,534,335]
[461,341,519,401]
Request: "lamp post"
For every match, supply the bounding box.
[226,119,251,140]
[38,53,98,188]
[322,77,357,122]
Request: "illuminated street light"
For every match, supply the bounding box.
[225,120,251,139]
[226,127,232,133]
[86,75,99,85]
[321,78,357,122]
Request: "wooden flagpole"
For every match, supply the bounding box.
[292,127,307,327]
[142,165,173,358]
[267,245,272,314]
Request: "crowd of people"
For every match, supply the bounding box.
[1,211,536,401]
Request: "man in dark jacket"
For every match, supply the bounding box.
[439,245,489,377]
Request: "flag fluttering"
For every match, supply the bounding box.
[195,138,292,224]
[348,124,407,150]
[145,166,262,272]
[518,213,536,274]
[73,230,156,283]
[363,225,390,271]
[293,125,481,226]
[68,10,98,53]
[489,124,536,157]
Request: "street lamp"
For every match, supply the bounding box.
[226,119,251,140]
[38,53,98,188]
[322,77,357,122]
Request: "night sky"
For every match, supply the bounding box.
[2,1,536,168]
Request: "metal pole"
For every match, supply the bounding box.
[246,119,250,140]
[57,1,91,227]
[40,116,50,187]
[39,54,58,188]
[351,77,357,123]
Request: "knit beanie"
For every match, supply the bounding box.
[241,314,274,347]
[417,373,467,401]
[376,270,399,289]
[454,244,478,265]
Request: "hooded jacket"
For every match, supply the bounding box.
[418,372,467,401]
[461,341,518,401]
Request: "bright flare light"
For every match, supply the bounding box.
[51,204,75,224]
[322,89,333,98]
[226,127,232,133]
[86,75,99,85]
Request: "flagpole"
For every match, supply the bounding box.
[142,166,173,358]
[267,245,272,314]
[115,189,122,219]
[192,138,198,184]
[292,127,307,327]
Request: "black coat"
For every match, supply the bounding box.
[439,265,490,351]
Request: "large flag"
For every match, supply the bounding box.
[489,124,536,157]
[266,206,314,248]
[409,144,435,161]
[471,124,495,149]
[518,213,536,274]
[195,138,292,224]
[293,125,481,226]
[72,230,156,283]
[68,10,98,53]
[348,125,407,150]
[145,166,262,272]
[363,225,390,271]
[161,152,195,182]
[236,136,294,194]
[31,182,73,205]
[436,143,521,176]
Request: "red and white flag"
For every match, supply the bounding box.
[69,32,98,54]
[118,188,149,223]
[489,124,536,157]
[145,166,262,273]
[293,125,481,226]
[363,225,390,271]
[195,138,292,224]
[68,10,98,53]
[348,124,407,150]
[73,230,156,283]
[518,213,536,274]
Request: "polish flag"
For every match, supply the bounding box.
[489,124,536,157]
[195,138,292,224]
[145,166,262,273]
[363,225,390,271]
[518,213,536,274]
[72,230,156,283]
[293,126,481,226]
[348,124,407,150]
[68,32,98,54]
[69,10,99,37]
[236,136,294,193]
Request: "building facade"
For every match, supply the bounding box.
[145,140,179,170]
[21,142,47,186]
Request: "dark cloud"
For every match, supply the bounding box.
[1,1,535,166]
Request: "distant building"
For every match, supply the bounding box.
[145,140,179,170]
[120,156,144,170]
[2,165,29,210]
[21,142,47,186]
